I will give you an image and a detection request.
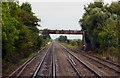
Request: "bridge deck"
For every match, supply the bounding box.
[40,29,83,34]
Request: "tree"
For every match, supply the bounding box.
[79,1,119,56]
[2,1,51,76]
[2,1,49,64]
[21,2,32,13]
[58,35,67,42]
[2,2,19,61]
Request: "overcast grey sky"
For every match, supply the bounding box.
[19,0,117,39]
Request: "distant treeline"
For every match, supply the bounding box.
[57,35,82,47]
[79,2,120,58]
[2,1,50,71]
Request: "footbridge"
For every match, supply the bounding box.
[40,29,91,51]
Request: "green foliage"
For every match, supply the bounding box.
[106,2,120,15]
[21,2,32,13]
[98,16,118,48]
[2,2,20,61]
[57,35,82,48]
[79,2,119,57]
[2,1,50,72]
[67,39,82,47]
[58,35,67,42]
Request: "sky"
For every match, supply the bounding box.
[19,0,117,40]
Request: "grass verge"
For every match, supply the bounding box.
[61,43,78,49]
[3,52,37,76]
[61,42,119,64]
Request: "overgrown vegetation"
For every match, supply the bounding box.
[57,35,82,49]
[2,2,50,75]
[58,35,67,43]
[79,2,120,61]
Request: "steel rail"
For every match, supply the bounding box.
[8,45,48,78]
[89,54,120,67]
[69,49,120,75]
[16,57,36,77]
[77,50,120,68]
[8,56,36,78]
[67,57,83,78]
[61,48,83,78]
[32,43,53,78]
[60,44,102,78]
[52,44,56,78]
[7,46,47,78]
[80,53,120,74]
[63,45,120,76]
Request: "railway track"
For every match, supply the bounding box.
[59,43,102,78]
[52,44,56,78]
[89,54,120,67]
[8,55,37,78]
[74,49,120,76]
[79,50,120,72]
[80,52,120,76]
[32,43,56,78]
[61,49,83,78]
[76,49,120,70]
[6,42,120,78]
[7,43,51,78]
[60,43,120,77]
